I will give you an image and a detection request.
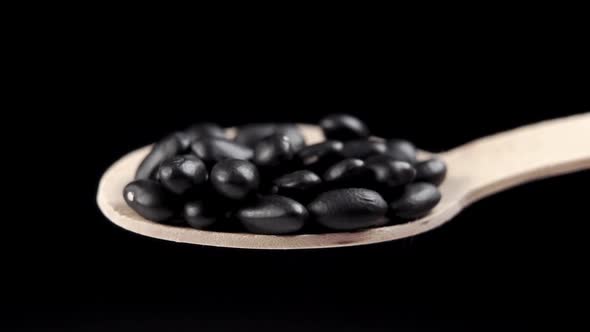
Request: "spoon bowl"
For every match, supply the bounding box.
[97,114,590,249]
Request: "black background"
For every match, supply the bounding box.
[4,31,590,331]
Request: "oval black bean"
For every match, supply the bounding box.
[184,201,218,229]
[237,195,308,234]
[414,158,447,186]
[364,154,398,165]
[272,170,322,202]
[384,139,417,163]
[366,160,416,188]
[191,138,253,164]
[296,140,344,174]
[136,134,183,180]
[320,114,370,141]
[341,139,387,159]
[323,159,369,188]
[254,135,295,168]
[177,123,225,149]
[275,124,305,152]
[234,123,304,151]
[173,132,194,151]
[157,155,208,195]
[389,182,441,220]
[308,188,388,231]
[211,159,260,200]
[234,123,278,148]
[123,180,178,222]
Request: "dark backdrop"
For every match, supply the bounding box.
[5,46,589,331]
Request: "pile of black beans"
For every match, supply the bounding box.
[124,114,447,234]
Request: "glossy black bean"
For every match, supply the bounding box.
[183,201,218,229]
[414,158,447,186]
[136,134,183,180]
[254,135,295,168]
[341,139,387,159]
[296,140,344,174]
[234,123,305,151]
[384,139,417,163]
[389,182,441,220]
[191,138,253,165]
[237,195,308,235]
[272,170,322,202]
[366,160,416,188]
[187,122,225,139]
[234,123,278,148]
[364,154,397,165]
[320,114,370,141]
[177,123,225,149]
[211,159,260,200]
[173,132,194,151]
[157,155,208,195]
[275,124,305,152]
[298,140,343,164]
[308,188,388,231]
[123,180,178,223]
[323,159,370,188]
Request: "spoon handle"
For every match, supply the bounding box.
[443,113,590,203]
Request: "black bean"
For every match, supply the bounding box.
[157,155,208,195]
[254,135,295,168]
[364,154,397,165]
[384,139,417,163]
[272,170,322,202]
[389,182,441,220]
[366,160,416,188]
[211,159,260,200]
[414,158,447,186]
[237,195,308,234]
[136,134,183,180]
[187,122,225,138]
[323,159,370,188]
[234,123,305,151]
[123,180,178,223]
[183,201,218,229]
[308,188,388,231]
[191,138,253,165]
[173,132,194,151]
[275,124,305,152]
[297,140,344,174]
[253,135,298,189]
[234,123,278,148]
[298,140,343,164]
[341,139,387,159]
[320,114,370,141]
[177,123,225,149]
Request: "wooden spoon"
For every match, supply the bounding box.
[97,113,590,250]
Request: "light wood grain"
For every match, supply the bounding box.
[97,114,590,249]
